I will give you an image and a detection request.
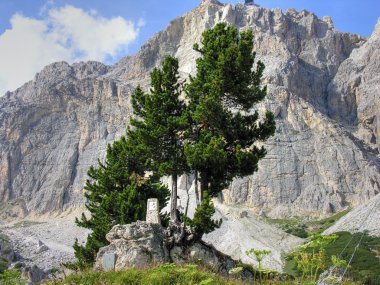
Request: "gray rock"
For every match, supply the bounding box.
[328,18,380,153]
[21,265,46,284]
[240,211,248,218]
[35,244,49,254]
[203,200,303,272]
[36,239,49,253]
[95,221,247,276]
[95,221,169,271]
[316,268,346,285]
[170,242,236,275]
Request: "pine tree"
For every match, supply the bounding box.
[184,23,275,199]
[130,56,188,223]
[179,23,275,239]
[74,136,169,267]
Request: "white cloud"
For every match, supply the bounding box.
[0,5,142,95]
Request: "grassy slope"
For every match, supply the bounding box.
[266,209,351,238]
[43,263,361,285]
[324,232,380,283]
[265,209,380,283]
[56,264,245,285]
[284,232,380,284]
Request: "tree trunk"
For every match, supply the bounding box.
[194,170,200,207]
[200,172,208,201]
[170,173,179,223]
[184,175,190,217]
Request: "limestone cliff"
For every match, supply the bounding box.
[0,61,132,216]
[328,18,380,153]
[0,0,379,219]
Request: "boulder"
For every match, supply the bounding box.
[95,221,169,271]
[94,221,249,277]
[21,265,46,284]
[316,268,347,285]
[35,240,49,254]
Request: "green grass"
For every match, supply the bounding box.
[51,264,247,285]
[308,209,351,234]
[12,220,43,228]
[45,263,359,285]
[265,216,308,238]
[324,232,380,283]
[0,269,25,284]
[284,231,380,284]
[266,209,351,238]
[0,259,8,274]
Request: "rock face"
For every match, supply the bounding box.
[324,193,380,236]
[95,221,239,275]
[0,61,132,217]
[0,0,379,219]
[327,18,380,153]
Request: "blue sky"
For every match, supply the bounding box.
[0,0,379,95]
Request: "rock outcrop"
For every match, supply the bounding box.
[94,221,242,275]
[0,0,379,220]
[95,222,168,271]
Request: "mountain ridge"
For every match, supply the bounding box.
[0,1,379,223]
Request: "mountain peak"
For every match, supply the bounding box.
[200,0,222,6]
[373,17,380,36]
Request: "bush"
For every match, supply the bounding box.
[285,225,308,238]
[0,269,24,285]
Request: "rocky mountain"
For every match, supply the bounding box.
[1,0,379,222]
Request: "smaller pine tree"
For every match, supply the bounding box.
[74,136,169,267]
[183,192,221,240]
[130,56,188,223]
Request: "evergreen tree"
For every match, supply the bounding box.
[184,23,275,198]
[183,192,221,240]
[74,136,169,267]
[130,56,188,223]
